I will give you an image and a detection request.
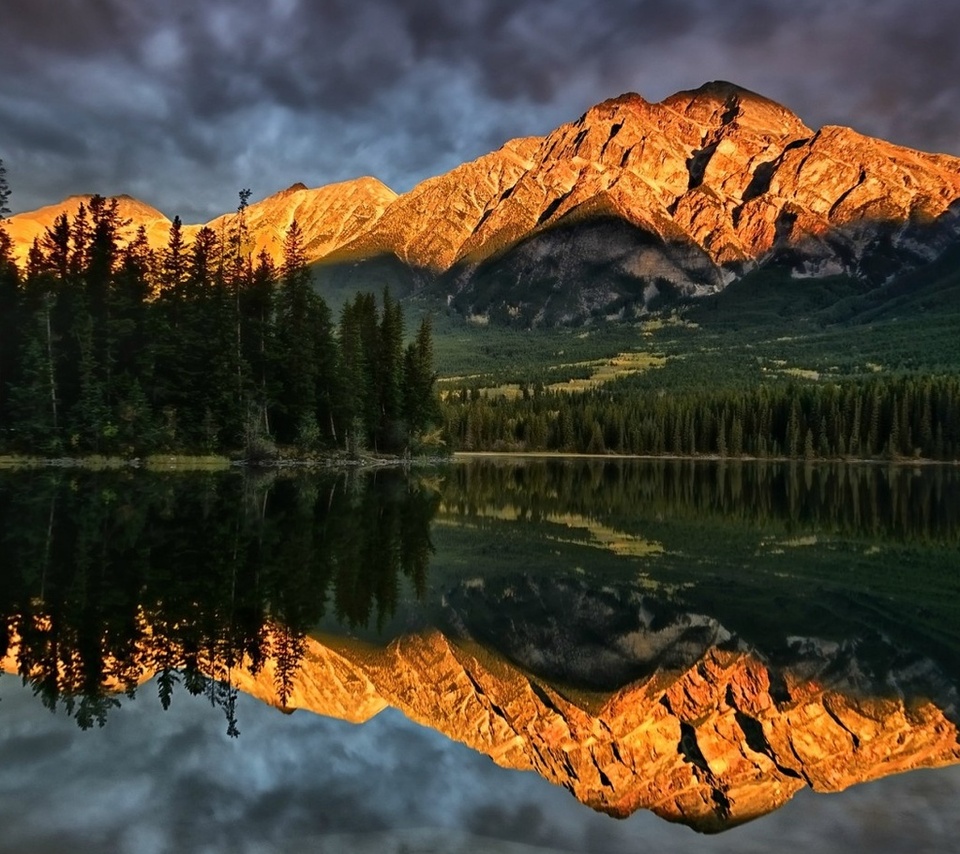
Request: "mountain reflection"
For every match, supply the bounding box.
[1,460,959,832]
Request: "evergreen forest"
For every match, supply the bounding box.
[442,374,960,460]
[0,193,439,457]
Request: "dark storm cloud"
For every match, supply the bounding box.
[0,0,957,221]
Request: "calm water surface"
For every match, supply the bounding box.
[1,460,958,853]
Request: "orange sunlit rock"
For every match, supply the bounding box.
[6,82,960,299]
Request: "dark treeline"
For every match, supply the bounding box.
[0,469,438,732]
[441,458,960,546]
[444,375,960,461]
[0,194,439,456]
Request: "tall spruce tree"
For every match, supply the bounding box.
[108,226,155,451]
[0,211,20,432]
[8,246,60,452]
[68,195,123,451]
[309,288,339,448]
[191,225,239,448]
[242,250,277,444]
[275,220,317,445]
[401,314,439,448]
[376,288,404,451]
[337,295,369,454]
[228,190,252,419]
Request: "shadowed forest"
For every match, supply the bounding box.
[443,374,960,459]
[0,194,439,456]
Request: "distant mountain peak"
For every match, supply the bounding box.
[588,91,650,112]
[686,79,763,99]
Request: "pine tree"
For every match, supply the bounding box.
[310,291,339,448]
[786,399,802,458]
[242,250,277,446]
[337,293,382,452]
[0,162,16,433]
[65,195,123,450]
[159,216,188,302]
[228,190,252,418]
[377,288,405,451]
[152,217,189,443]
[195,225,240,448]
[108,227,155,451]
[168,224,234,448]
[275,220,318,446]
[402,315,439,448]
[0,224,21,432]
[337,296,368,454]
[7,308,60,452]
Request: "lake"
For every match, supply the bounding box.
[1,459,959,853]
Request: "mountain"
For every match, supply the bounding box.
[2,177,396,269]
[3,193,173,267]
[322,136,544,269]
[325,81,960,323]
[6,81,960,323]
[204,176,397,263]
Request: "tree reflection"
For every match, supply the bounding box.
[0,468,439,733]
[443,458,960,544]
[436,459,960,692]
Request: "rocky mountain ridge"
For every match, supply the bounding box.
[5,81,959,322]
[2,177,398,269]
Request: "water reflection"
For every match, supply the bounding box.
[0,469,437,731]
[443,458,960,543]
[1,460,958,832]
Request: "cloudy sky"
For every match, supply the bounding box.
[1,0,958,222]
[2,678,959,854]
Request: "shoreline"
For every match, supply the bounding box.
[0,452,448,472]
[1,451,957,471]
[452,451,960,467]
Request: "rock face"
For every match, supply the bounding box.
[231,631,960,833]
[324,138,543,270]
[6,81,960,321]
[204,177,397,265]
[3,178,397,269]
[3,194,174,267]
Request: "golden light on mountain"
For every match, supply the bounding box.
[5,82,960,318]
[4,194,174,268]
